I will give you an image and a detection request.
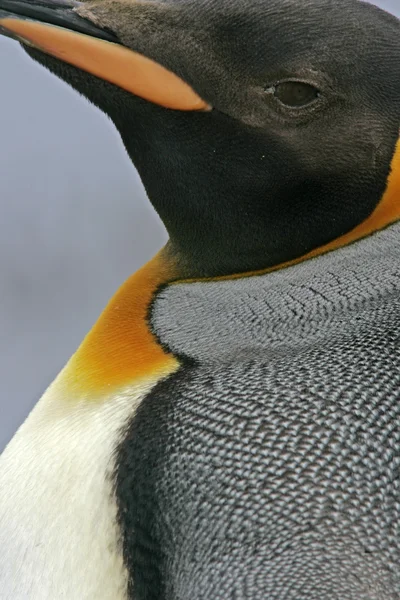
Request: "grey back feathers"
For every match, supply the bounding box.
[114,223,400,599]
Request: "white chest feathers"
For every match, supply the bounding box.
[0,373,158,600]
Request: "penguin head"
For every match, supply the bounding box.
[1,0,400,277]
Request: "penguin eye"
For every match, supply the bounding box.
[272,81,320,107]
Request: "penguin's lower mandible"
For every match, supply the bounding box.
[0,0,399,598]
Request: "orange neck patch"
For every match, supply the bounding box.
[63,250,180,396]
[60,140,400,397]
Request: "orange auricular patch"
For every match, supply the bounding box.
[181,136,400,284]
[0,17,210,111]
[63,252,180,395]
[294,135,400,261]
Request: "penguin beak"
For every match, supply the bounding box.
[0,0,210,111]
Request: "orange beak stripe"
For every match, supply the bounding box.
[0,17,211,111]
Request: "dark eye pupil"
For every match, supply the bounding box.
[274,82,319,107]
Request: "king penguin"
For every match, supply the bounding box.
[0,0,399,598]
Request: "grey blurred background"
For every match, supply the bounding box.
[0,0,398,450]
